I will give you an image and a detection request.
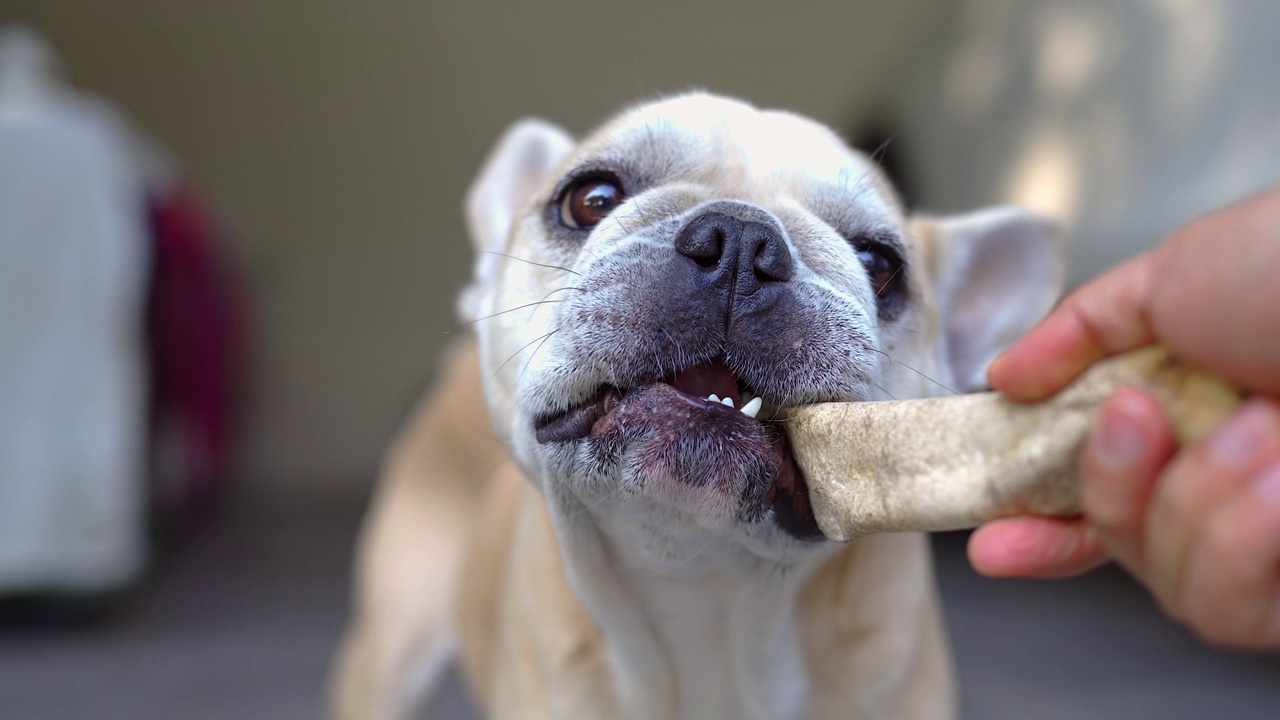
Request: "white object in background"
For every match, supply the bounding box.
[0,25,151,593]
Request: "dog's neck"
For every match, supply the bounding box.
[548,485,833,720]
[612,542,824,720]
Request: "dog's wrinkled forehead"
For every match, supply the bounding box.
[566,94,903,227]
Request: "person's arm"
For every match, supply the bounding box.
[968,186,1280,649]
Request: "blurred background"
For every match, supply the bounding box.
[1,1,1278,718]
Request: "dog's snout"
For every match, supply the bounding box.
[675,211,794,290]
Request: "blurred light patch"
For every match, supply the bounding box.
[1035,7,1106,103]
[1149,0,1226,127]
[1002,123,1081,222]
[942,0,1015,123]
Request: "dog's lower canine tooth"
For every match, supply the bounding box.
[741,397,763,418]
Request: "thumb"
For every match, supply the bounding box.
[988,251,1160,402]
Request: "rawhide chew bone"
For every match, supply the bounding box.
[786,348,1242,541]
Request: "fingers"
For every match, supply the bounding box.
[1148,190,1280,396]
[988,252,1160,402]
[967,388,1173,580]
[968,517,1108,579]
[1080,388,1178,573]
[979,395,1280,650]
[1180,461,1280,649]
[1140,400,1280,643]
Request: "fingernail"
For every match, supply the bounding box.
[1251,463,1280,503]
[1092,394,1149,471]
[1208,403,1274,467]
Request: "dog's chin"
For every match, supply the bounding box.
[534,358,823,541]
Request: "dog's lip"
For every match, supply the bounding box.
[532,359,823,541]
[534,357,759,444]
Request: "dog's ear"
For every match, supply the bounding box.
[460,119,574,321]
[912,206,1063,392]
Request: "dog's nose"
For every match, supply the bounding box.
[675,211,794,290]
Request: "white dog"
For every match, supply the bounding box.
[331,93,1062,720]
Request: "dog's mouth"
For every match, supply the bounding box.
[534,358,821,540]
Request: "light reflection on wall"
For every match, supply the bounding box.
[902,0,1279,288]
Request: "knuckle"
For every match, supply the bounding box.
[1191,619,1245,648]
[1154,470,1210,530]
[1082,484,1129,533]
[1188,610,1273,651]
[1203,514,1236,555]
[1150,586,1187,624]
[1080,464,1139,534]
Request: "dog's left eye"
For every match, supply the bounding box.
[852,238,908,317]
[559,174,625,230]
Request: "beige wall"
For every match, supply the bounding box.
[899,1,1280,287]
[21,1,950,502]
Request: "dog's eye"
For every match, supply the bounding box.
[559,174,625,230]
[852,238,908,317]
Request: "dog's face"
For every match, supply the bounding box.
[462,94,1060,572]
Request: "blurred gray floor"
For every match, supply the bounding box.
[1,508,1277,720]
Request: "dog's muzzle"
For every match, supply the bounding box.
[531,206,824,540]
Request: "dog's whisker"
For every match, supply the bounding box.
[899,362,959,396]
[492,328,560,380]
[875,322,923,335]
[612,206,636,236]
[631,194,657,229]
[866,133,898,168]
[659,327,685,366]
[841,135,898,207]
[870,381,898,401]
[846,135,896,202]
[667,518,715,540]
[447,300,565,333]
[873,265,904,298]
[666,535,716,571]
[571,482,628,519]
[519,326,560,379]
[875,349,959,396]
[483,251,581,276]
[540,285,583,302]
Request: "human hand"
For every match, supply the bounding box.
[967,186,1280,649]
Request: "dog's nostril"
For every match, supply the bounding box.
[676,212,740,270]
[692,233,722,269]
[675,210,793,285]
[746,226,794,284]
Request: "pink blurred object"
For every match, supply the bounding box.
[147,184,246,518]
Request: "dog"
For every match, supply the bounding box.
[330,93,1063,719]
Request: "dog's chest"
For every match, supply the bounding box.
[614,567,807,720]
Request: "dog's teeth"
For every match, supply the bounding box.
[708,393,720,403]
[741,397,763,419]
[721,396,734,408]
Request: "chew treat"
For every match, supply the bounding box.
[787,348,1243,541]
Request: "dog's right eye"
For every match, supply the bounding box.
[559,174,625,230]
